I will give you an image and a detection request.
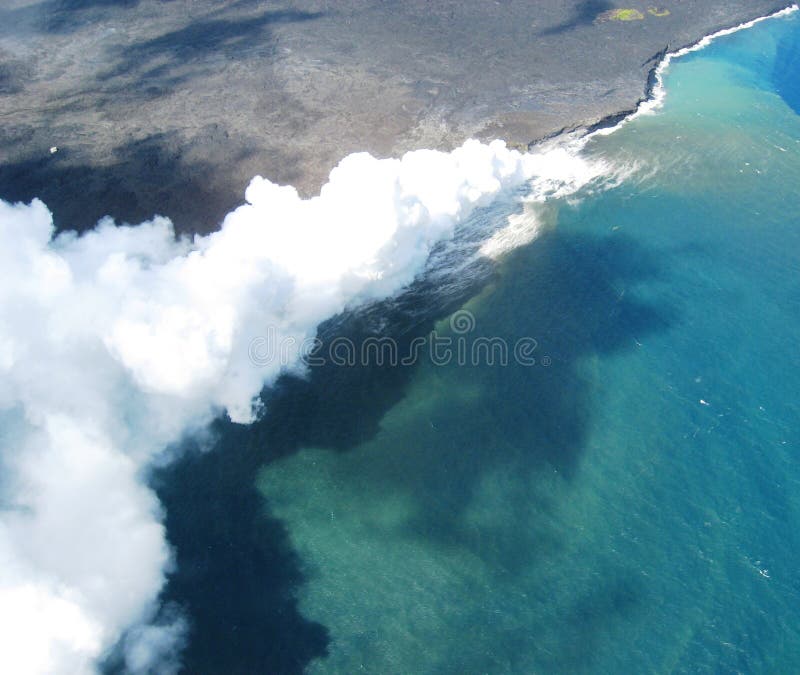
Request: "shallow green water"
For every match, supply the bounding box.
[256,13,800,673]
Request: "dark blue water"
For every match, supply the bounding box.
[257,12,800,673]
[776,17,800,114]
[161,10,800,673]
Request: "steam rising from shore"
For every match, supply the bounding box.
[0,139,607,673]
[4,6,796,664]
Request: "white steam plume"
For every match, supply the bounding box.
[0,139,603,673]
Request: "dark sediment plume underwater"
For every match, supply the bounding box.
[151,10,800,673]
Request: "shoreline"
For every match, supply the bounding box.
[548,2,799,142]
[2,7,799,674]
[0,1,796,233]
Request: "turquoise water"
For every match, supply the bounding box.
[152,12,800,674]
[252,12,800,674]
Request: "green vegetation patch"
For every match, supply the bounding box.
[648,7,670,17]
[597,8,645,22]
[609,8,645,21]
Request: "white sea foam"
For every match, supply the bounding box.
[2,6,795,671]
[0,138,610,674]
[590,3,800,137]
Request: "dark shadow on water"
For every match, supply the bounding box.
[143,429,330,675]
[139,224,672,673]
[124,264,491,674]
[346,230,674,576]
[556,576,642,670]
[774,21,800,115]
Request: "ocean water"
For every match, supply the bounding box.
[162,10,800,674]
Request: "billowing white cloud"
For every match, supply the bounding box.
[0,139,606,673]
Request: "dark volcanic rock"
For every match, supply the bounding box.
[0,0,792,232]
